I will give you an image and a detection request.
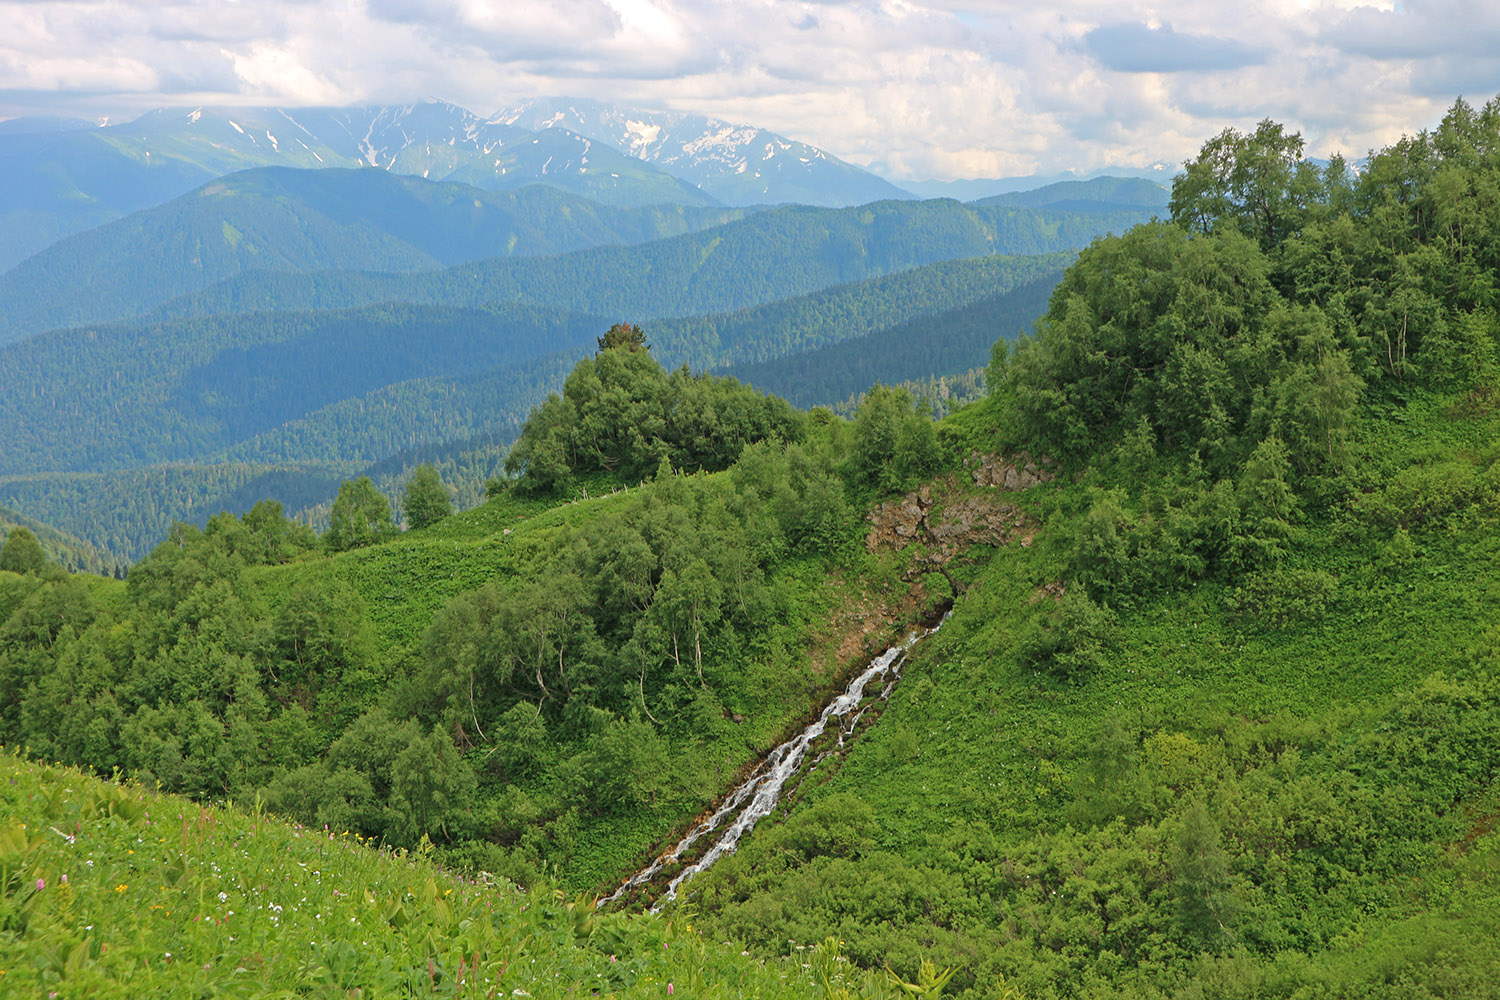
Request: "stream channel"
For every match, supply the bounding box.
[600,612,950,911]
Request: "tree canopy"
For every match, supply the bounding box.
[325,477,395,552]
[504,331,807,494]
[401,464,451,530]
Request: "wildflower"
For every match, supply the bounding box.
[35,879,44,891]
[668,986,674,995]
[114,884,128,893]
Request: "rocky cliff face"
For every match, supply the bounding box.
[865,457,1049,598]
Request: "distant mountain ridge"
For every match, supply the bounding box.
[0,168,749,345]
[495,97,914,207]
[0,98,910,271]
[132,195,1149,332]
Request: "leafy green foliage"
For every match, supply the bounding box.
[849,386,943,493]
[504,341,807,494]
[1014,587,1116,678]
[401,464,452,530]
[0,527,49,576]
[5,97,1500,1000]
[673,96,1500,999]
[326,476,396,552]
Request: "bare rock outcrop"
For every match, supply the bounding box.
[865,478,1037,591]
[965,451,1055,491]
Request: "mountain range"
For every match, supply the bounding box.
[0,96,1169,560]
[494,96,913,207]
[0,98,910,273]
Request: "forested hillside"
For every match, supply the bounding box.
[0,253,1068,558]
[142,196,1145,328]
[3,95,1499,999]
[678,100,1500,996]
[0,506,121,577]
[0,170,751,345]
[724,274,1060,407]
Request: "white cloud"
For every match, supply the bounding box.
[0,0,1494,179]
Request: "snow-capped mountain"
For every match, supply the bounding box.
[106,102,714,206]
[494,97,914,207]
[0,101,716,270]
[0,97,917,273]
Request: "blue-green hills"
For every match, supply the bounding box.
[0,173,1160,559]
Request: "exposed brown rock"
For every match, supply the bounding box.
[965,450,1056,491]
[865,476,1039,593]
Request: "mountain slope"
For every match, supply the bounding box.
[497,96,913,206]
[0,751,858,998]
[0,168,746,345]
[0,101,718,272]
[0,504,120,576]
[145,197,1152,330]
[972,174,1170,210]
[0,253,1064,558]
[724,273,1061,407]
[0,302,607,475]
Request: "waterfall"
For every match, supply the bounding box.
[600,613,948,909]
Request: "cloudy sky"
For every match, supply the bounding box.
[1,0,1496,181]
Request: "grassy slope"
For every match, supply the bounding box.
[681,386,1500,997]
[0,750,880,999]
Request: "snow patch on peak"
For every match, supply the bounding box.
[227,120,244,135]
[624,119,662,152]
[187,108,202,124]
[681,126,759,157]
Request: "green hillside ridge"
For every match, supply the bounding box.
[0,254,1064,559]
[0,303,607,476]
[651,253,1070,371]
[723,274,1060,408]
[141,197,1150,329]
[3,96,1500,999]
[0,751,928,998]
[668,101,1500,996]
[0,169,750,346]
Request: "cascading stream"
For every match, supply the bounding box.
[600,613,948,910]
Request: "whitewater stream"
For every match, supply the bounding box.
[601,613,949,910]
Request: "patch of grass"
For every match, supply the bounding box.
[0,749,897,998]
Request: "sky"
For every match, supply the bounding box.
[1,0,1497,182]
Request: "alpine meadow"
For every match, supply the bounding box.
[2,77,1500,1000]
